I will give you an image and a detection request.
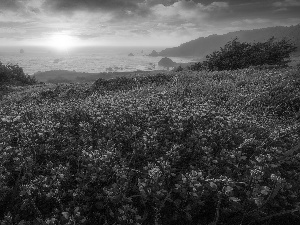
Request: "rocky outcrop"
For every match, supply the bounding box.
[148,50,159,57]
[128,53,134,56]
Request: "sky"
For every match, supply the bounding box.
[0,0,300,49]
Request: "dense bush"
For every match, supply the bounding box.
[0,62,36,86]
[92,73,172,93]
[0,69,300,225]
[190,37,297,71]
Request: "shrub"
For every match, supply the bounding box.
[0,61,36,86]
[1,69,300,225]
[92,73,172,93]
[191,37,297,71]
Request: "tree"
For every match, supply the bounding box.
[158,57,176,70]
[192,37,297,71]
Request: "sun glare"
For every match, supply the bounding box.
[48,33,77,51]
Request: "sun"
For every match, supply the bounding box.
[47,33,78,51]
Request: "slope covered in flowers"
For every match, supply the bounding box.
[0,68,300,225]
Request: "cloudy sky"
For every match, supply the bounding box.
[1,0,300,49]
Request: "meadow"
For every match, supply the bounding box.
[0,67,300,225]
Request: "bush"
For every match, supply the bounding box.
[191,37,297,71]
[92,73,172,93]
[1,69,300,225]
[0,61,36,86]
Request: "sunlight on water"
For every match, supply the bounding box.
[0,46,192,75]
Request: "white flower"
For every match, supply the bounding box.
[62,212,69,219]
[270,174,277,180]
[210,182,217,189]
[261,186,270,195]
[229,197,240,202]
[225,186,233,193]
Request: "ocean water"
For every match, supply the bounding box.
[0,46,192,75]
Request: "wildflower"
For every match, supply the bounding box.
[210,182,217,190]
[261,186,270,195]
[253,197,263,206]
[224,186,233,194]
[270,174,277,181]
[62,212,69,220]
[229,197,240,202]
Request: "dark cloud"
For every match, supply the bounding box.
[193,0,273,5]
[43,0,143,12]
[145,0,178,6]
[29,7,41,14]
[191,0,300,23]
[0,0,22,10]
[38,0,300,26]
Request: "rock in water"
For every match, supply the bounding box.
[20,49,24,54]
[128,53,134,56]
[148,50,159,57]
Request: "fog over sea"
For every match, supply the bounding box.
[0,46,192,76]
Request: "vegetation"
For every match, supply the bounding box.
[158,57,176,69]
[190,37,297,71]
[0,66,300,225]
[33,70,166,84]
[0,61,37,86]
[160,24,300,57]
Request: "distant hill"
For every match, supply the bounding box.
[159,24,300,57]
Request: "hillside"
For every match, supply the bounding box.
[33,70,165,84]
[1,68,300,224]
[160,24,300,57]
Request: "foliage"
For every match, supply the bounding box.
[0,68,300,225]
[158,57,176,68]
[0,61,37,86]
[92,73,172,93]
[174,65,184,72]
[190,37,297,71]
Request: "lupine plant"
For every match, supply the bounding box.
[0,68,299,225]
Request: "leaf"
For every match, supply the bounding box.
[18,220,26,225]
[278,142,300,161]
[210,182,218,190]
[185,212,192,221]
[174,199,181,207]
[269,183,282,200]
[186,204,192,211]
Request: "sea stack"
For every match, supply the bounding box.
[148,50,159,57]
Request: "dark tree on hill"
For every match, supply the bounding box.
[158,57,176,70]
[191,37,297,71]
[0,61,36,85]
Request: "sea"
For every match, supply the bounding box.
[0,46,193,76]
